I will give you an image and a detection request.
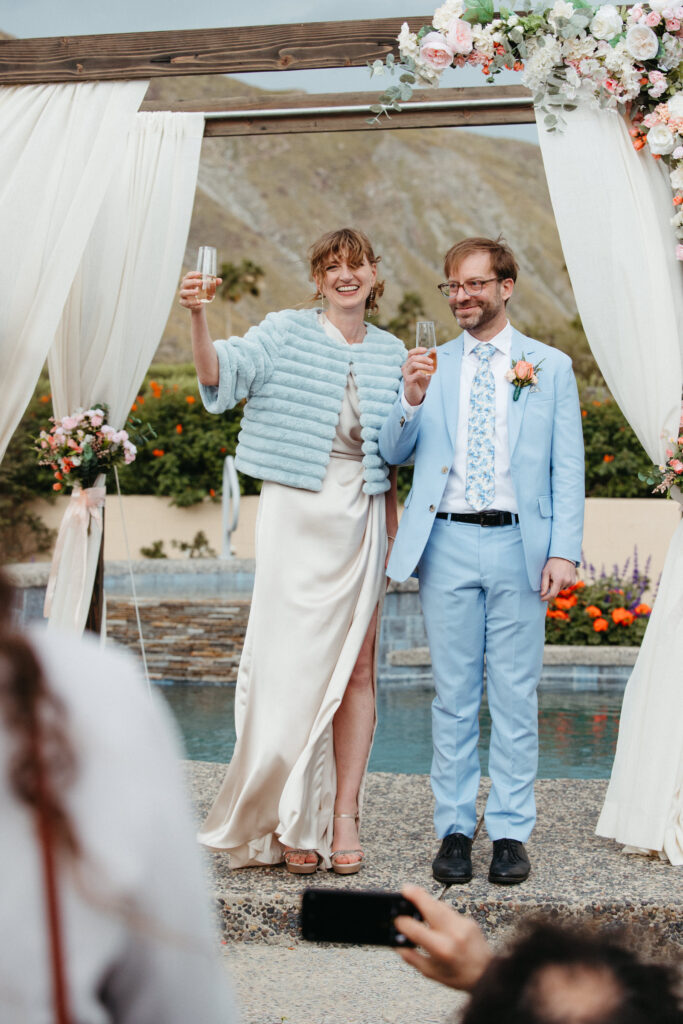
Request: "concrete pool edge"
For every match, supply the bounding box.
[188,768,681,953]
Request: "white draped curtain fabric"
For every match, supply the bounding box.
[45,112,204,634]
[538,107,683,864]
[0,82,149,463]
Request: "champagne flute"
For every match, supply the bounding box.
[416,321,437,375]
[196,246,218,304]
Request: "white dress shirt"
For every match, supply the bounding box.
[402,321,518,513]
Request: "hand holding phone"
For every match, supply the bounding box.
[301,888,423,947]
[394,885,493,992]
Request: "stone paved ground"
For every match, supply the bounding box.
[189,768,681,1024]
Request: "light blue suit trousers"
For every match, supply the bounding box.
[378,329,584,841]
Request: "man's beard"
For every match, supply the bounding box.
[452,290,503,331]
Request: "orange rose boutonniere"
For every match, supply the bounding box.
[504,355,545,401]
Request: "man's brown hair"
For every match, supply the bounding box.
[443,236,519,284]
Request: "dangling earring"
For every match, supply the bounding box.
[368,287,376,313]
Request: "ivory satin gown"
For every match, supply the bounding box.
[198,315,386,868]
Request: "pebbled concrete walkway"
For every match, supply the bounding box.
[190,769,680,1023]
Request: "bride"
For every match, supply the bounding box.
[179,228,405,873]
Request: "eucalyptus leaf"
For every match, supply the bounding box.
[399,72,416,83]
[369,105,384,114]
[544,113,558,126]
[386,53,395,66]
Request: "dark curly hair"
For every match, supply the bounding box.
[462,920,682,1024]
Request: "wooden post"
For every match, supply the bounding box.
[85,508,105,636]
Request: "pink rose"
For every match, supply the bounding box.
[677,243,683,261]
[670,459,683,473]
[90,414,104,427]
[514,360,535,381]
[646,11,661,25]
[419,31,455,70]
[630,3,644,20]
[666,17,681,29]
[446,18,474,55]
[61,415,82,431]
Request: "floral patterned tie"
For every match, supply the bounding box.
[465,343,495,511]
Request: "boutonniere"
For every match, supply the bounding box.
[504,355,545,401]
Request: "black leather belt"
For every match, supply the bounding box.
[435,510,519,526]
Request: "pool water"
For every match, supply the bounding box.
[159,683,624,779]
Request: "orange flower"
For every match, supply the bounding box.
[633,603,651,616]
[176,424,183,434]
[209,488,216,497]
[555,595,578,611]
[185,395,196,404]
[592,400,602,407]
[546,609,570,621]
[574,581,586,589]
[513,60,524,71]
[152,448,165,458]
[593,617,608,632]
[674,196,683,207]
[585,605,602,619]
[40,395,50,404]
[137,395,145,404]
[220,447,227,454]
[131,403,138,412]
[581,409,587,417]
[54,471,63,481]
[612,608,634,626]
[53,482,62,491]
[603,454,615,463]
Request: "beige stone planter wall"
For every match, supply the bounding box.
[29,495,680,586]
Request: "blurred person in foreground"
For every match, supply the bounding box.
[395,885,682,1024]
[0,572,238,1023]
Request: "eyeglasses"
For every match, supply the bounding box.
[437,277,500,298]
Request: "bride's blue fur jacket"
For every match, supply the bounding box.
[199,308,407,495]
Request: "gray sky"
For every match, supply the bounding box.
[0,0,538,143]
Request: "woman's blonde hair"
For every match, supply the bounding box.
[309,227,385,314]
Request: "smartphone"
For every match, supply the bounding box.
[300,888,422,947]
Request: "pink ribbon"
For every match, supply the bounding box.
[44,485,106,625]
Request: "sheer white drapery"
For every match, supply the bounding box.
[538,107,683,864]
[0,82,149,463]
[45,112,204,633]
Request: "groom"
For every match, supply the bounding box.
[379,237,584,885]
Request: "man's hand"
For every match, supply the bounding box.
[540,557,577,602]
[394,884,493,992]
[403,348,434,407]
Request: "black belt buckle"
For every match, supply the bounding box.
[479,510,504,527]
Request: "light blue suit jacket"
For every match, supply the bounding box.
[378,329,585,590]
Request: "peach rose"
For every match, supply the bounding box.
[513,359,535,380]
[445,18,474,55]
[670,458,683,473]
[419,31,455,69]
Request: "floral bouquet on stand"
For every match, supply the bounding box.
[35,405,149,491]
[638,405,683,497]
[35,405,155,628]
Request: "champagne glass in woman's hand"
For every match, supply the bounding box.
[196,246,218,303]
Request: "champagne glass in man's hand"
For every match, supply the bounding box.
[416,321,437,375]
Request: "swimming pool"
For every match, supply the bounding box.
[159,681,624,779]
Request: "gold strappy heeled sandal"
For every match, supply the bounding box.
[331,813,364,875]
[283,849,319,875]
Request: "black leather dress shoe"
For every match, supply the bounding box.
[488,838,530,884]
[432,832,473,884]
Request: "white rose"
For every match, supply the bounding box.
[625,23,660,59]
[507,13,519,25]
[590,5,623,40]
[670,167,683,189]
[548,0,575,28]
[647,123,675,154]
[397,22,419,58]
[433,0,465,32]
[667,91,683,118]
[648,0,669,10]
